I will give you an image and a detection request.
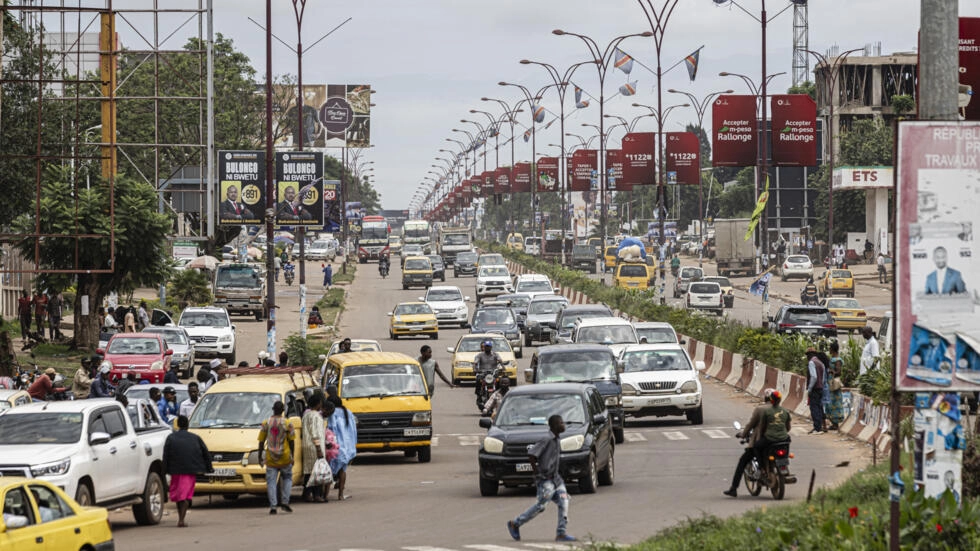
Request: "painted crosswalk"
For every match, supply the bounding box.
[432,427,739,446]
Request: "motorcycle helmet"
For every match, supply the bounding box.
[482,340,493,349]
[763,388,776,402]
[99,361,112,374]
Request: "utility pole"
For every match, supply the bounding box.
[264,0,277,357]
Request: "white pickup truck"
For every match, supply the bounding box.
[0,398,171,525]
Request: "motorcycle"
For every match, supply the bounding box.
[734,421,796,500]
[283,265,295,286]
[379,258,390,278]
[475,366,505,412]
[46,374,75,401]
[800,284,819,305]
[670,264,680,277]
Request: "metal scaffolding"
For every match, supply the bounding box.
[791,1,808,87]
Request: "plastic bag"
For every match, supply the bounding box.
[308,458,333,486]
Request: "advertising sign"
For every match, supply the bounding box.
[712,94,758,167]
[494,167,511,194]
[482,171,494,197]
[961,18,980,122]
[605,150,628,192]
[323,180,341,232]
[570,149,597,192]
[537,157,560,193]
[271,85,328,149]
[913,393,964,503]
[896,121,980,391]
[621,132,656,186]
[274,151,323,228]
[218,150,265,226]
[832,166,895,190]
[771,94,817,166]
[322,84,371,148]
[512,162,532,193]
[665,132,701,185]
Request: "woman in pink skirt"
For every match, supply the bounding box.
[163,415,212,527]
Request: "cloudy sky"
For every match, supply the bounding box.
[114,1,980,211]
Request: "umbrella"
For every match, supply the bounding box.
[276,231,295,240]
[187,255,219,270]
[273,236,295,245]
[246,247,263,258]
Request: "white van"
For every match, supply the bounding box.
[524,236,541,255]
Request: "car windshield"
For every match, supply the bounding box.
[179,312,230,328]
[190,392,279,428]
[0,413,83,444]
[444,234,469,245]
[680,267,703,279]
[619,265,647,277]
[827,299,860,309]
[426,289,462,302]
[538,351,616,382]
[479,254,504,265]
[636,327,677,344]
[689,283,720,294]
[787,256,810,264]
[573,245,593,254]
[705,277,731,288]
[340,363,427,398]
[473,309,515,327]
[516,280,552,293]
[621,349,692,372]
[394,303,433,316]
[404,259,431,271]
[145,329,188,346]
[495,394,586,427]
[831,270,852,278]
[107,337,162,355]
[529,300,565,315]
[576,325,637,345]
[127,386,190,405]
[559,310,608,330]
[456,252,477,263]
[785,309,834,324]
[215,266,262,288]
[361,223,388,240]
[479,266,509,277]
[312,240,330,249]
[605,247,617,256]
[404,246,423,254]
[457,336,510,352]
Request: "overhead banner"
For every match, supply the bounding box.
[621,132,656,186]
[605,150,628,192]
[323,180,341,232]
[712,94,758,167]
[896,121,980,391]
[218,150,265,226]
[322,84,371,148]
[275,151,323,228]
[512,163,532,193]
[570,149,597,192]
[537,157,560,193]
[665,132,701,185]
[771,94,817,166]
[494,167,511,194]
[962,18,980,121]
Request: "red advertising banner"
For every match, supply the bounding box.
[481,171,493,196]
[605,150,629,192]
[494,167,511,194]
[468,177,481,197]
[537,157,560,193]
[570,149,597,192]
[621,132,656,186]
[712,94,758,167]
[962,18,980,122]
[512,163,532,193]
[771,94,817,166]
[454,185,464,199]
[665,132,701,184]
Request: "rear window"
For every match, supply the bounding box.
[680,267,703,279]
[831,270,852,278]
[784,309,834,324]
[689,283,720,294]
[786,255,810,263]
[619,265,647,277]
[559,310,609,329]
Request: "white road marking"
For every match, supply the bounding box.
[624,432,647,442]
[403,547,461,551]
[431,437,439,447]
[464,546,527,551]
[458,435,482,446]
[662,431,690,441]
[702,429,730,439]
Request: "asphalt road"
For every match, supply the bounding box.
[112,259,873,550]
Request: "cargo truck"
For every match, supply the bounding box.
[713,218,755,277]
[437,226,473,264]
[213,262,266,320]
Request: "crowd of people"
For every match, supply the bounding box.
[16,289,66,342]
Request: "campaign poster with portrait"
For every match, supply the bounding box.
[218,150,265,226]
[323,180,341,232]
[896,121,980,391]
[912,393,964,502]
[274,151,323,228]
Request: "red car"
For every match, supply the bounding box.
[99,333,173,384]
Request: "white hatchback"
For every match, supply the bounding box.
[685,281,724,316]
[422,286,470,327]
[781,254,814,281]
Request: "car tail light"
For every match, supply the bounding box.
[719,295,724,306]
[783,263,789,269]
[686,296,691,306]
[822,324,837,328]
[779,323,793,329]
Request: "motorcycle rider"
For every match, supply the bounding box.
[801,277,818,305]
[473,340,503,398]
[91,362,116,398]
[481,376,511,418]
[379,254,390,277]
[670,254,681,276]
[724,388,775,497]
[283,258,296,284]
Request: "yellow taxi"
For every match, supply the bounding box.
[446,333,518,385]
[0,477,113,550]
[387,302,439,340]
[0,389,31,411]
[820,297,868,331]
[613,262,655,290]
[817,269,855,298]
[188,367,318,496]
[401,256,434,290]
[506,233,525,252]
[603,246,618,272]
[321,352,433,462]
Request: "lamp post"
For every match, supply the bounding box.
[471,107,522,172]
[552,28,653,247]
[483,97,530,231]
[460,119,489,173]
[630,101,689,239]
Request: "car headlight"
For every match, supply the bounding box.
[412,411,432,425]
[244,450,261,466]
[31,458,71,477]
[621,383,638,395]
[456,361,474,368]
[604,395,622,407]
[679,380,699,393]
[455,305,467,313]
[393,317,403,324]
[218,334,233,343]
[559,435,585,452]
[483,437,504,454]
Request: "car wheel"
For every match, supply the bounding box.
[255,310,264,321]
[403,284,409,290]
[391,333,398,340]
[687,405,704,425]
[578,452,599,494]
[598,447,615,486]
[226,351,236,365]
[132,471,165,525]
[430,332,438,340]
[222,494,240,500]
[417,446,432,463]
[75,481,94,506]
[479,476,499,496]
[454,271,459,278]
[515,348,522,359]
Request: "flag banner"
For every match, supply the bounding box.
[523,128,532,143]
[531,104,546,123]
[749,272,772,296]
[619,81,638,97]
[544,118,556,129]
[605,149,629,192]
[665,132,701,184]
[537,157,560,193]
[614,48,634,74]
[574,86,590,108]
[712,94,758,167]
[275,151,324,228]
[512,162,532,193]
[489,125,499,137]
[570,149,598,192]
[771,94,818,166]
[745,175,770,240]
[218,150,266,226]
[685,49,700,81]
[494,166,512,194]
[621,132,657,186]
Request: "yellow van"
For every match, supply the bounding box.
[402,255,434,290]
[613,262,655,289]
[603,246,618,272]
[506,233,525,252]
[188,367,318,496]
[322,351,434,462]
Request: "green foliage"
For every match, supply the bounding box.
[282,333,328,368]
[963,435,980,500]
[788,80,817,99]
[840,118,894,166]
[891,94,916,116]
[713,167,757,218]
[167,270,214,308]
[317,288,346,309]
[323,155,382,215]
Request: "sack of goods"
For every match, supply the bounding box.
[308,458,333,486]
[618,245,644,262]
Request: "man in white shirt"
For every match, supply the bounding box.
[179,382,200,418]
[860,327,880,376]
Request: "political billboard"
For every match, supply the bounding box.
[605,149,628,192]
[770,94,817,167]
[621,132,656,186]
[274,151,323,228]
[665,132,701,185]
[712,94,758,167]
[961,18,980,122]
[218,150,265,226]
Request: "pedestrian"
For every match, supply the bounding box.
[138,300,150,331]
[418,345,454,396]
[124,307,137,333]
[72,356,94,400]
[507,414,576,542]
[301,392,326,503]
[322,263,333,288]
[103,307,119,329]
[164,362,180,384]
[278,351,288,367]
[17,290,32,340]
[197,359,221,391]
[32,291,48,339]
[258,400,296,514]
[325,388,356,501]
[158,387,179,423]
[877,253,887,284]
[860,326,880,376]
[805,347,826,435]
[46,291,62,341]
[179,382,200,419]
[826,342,845,431]
[274,254,282,282]
[163,415,212,528]
[256,350,270,368]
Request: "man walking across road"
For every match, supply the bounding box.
[507,414,576,543]
[17,290,32,340]
[31,291,47,339]
[322,263,333,288]
[258,400,296,514]
[418,345,454,396]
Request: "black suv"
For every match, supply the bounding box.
[426,255,447,282]
[770,305,837,338]
[550,304,613,345]
[453,251,478,277]
[477,382,615,496]
[470,305,522,358]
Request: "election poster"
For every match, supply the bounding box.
[218,150,265,226]
[275,151,323,228]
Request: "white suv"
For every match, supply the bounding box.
[618,343,706,425]
[571,316,638,357]
[421,285,470,327]
[178,306,237,364]
[476,265,513,301]
[513,273,557,300]
[686,281,724,316]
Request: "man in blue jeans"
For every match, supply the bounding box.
[258,401,296,514]
[507,414,576,542]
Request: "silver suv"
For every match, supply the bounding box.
[178,306,237,364]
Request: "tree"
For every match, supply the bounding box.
[12,167,172,350]
[788,81,817,100]
[167,270,213,309]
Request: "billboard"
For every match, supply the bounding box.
[605,150,628,192]
[323,180,341,232]
[962,18,980,122]
[621,132,656,186]
[271,85,328,149]
[832,166,894,190]
[468,177,482,197]
[481,171,494,197]
[570,149,597,192]
[218,150,265,226]
[537,157,560,193]
[275,151,323,228]
[712,94,758,167]
[494,167,511,194]
[896,121,980,391]
[512,163,532,193]
[322,84,372,148]
[770,94,817,166]
[665,132,701,185]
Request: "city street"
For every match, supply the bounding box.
[112,260,871,550]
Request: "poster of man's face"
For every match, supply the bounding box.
[219,181,258,224]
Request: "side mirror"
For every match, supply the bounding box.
[593,412,608,425]
[524,367,533,384]
[679,339,687,345]
[553,288,560,294]
[695,360,706,371]
[464,296,471,301]
[89,431,111,446]
[3,514,29,529]
[733,421,742,431]
[165,349,174,356]
[386,312,393,316]
[616,360,625,374]
[446,347,454,354]
[318,354,327,361]
[418,297,425,302]
[478,417,492,429]
[231,325,237,331]
[96,348,105,355]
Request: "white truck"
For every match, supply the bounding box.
[213,262,265,321]
[438,226,473,264]
[712,218,755,277]
[0,399,171,525]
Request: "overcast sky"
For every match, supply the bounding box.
[118,1,980,211]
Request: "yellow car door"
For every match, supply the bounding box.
[26,483,87,551]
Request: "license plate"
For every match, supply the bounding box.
[515,463,533,472]
[652,398,671,405]
[404,427,431,436]
[207,468,237,477]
